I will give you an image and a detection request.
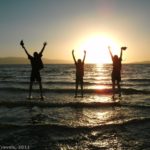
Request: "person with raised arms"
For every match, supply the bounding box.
[72,50,86,97]
[20,40,47,100]
[108,46,127,96]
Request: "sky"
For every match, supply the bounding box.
[0,0,150,63]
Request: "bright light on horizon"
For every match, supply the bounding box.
[77,34,120,64]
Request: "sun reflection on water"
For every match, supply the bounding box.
[86,63,111,91]
[82,107,116,126]
[84,95,113,103]
[95,111,110,120]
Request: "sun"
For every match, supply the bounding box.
[78,35,120,64]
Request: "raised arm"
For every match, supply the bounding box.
[72,50,76,63]
[108,46,113,61]
[120,47,123,61]
[120,47,127,61]
[20,40,30,56]
[82,50,86,63]
[39,42,47,55]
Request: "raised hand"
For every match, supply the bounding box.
[20,40,24,47]
[43,42,47,46]
[83,50,86,62]
[72,49,74,53]
[20,40,30,56]
[121,47,127,51]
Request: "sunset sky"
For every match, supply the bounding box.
[0,0,150,63]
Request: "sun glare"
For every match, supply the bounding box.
[78,35,120,64]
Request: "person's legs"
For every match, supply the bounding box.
[117,81,120,90]
[112,80,115,94]
[39,81,43,99]
[111,72,115,95]
[75,77,79,97]
[36,72,43,99]
[116,72,121,96]
[29,72,35,99]
[117,80,121,97]
[80,78,83,97]
[29,81,33,99]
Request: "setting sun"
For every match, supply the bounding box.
[78,34,120,64]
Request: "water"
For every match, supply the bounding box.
[0,64,150,150]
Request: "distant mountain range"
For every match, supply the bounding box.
[0,57,72,64]
[130,61,150,64]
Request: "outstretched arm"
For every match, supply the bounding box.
[120,47,123,61]
[39,42,47,55]
[72,50,76,63]
[108,46,113,61]
[20,40,30,56]
[120,47,127,61]
[83,50,86,63]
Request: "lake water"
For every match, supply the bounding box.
[0,64,150,149]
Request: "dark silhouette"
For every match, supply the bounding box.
[108,46,127,96]
[20,40,47,100]
[72,50,86,97]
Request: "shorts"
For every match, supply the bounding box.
[76,75,83,83]
[30,71,41,82]
[111,71,121,82]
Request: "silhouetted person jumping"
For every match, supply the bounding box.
[72,50,86,97]
[20,40,47,100]
[108,46,127,96]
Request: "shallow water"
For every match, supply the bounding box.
[0,64,150,149]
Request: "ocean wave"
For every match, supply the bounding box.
[0,117,150,130]
[0,87,149,95]
[0,80,29,84]
[0,100,150,110]
[0,100,121,108]
[0,81,150,90]
[126,79,150,82]
[0,80,112,86]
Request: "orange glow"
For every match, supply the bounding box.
[78,34,120,64]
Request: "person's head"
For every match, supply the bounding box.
[114,55,119,61]
[77,59,82,64]
[33,52,38,58]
